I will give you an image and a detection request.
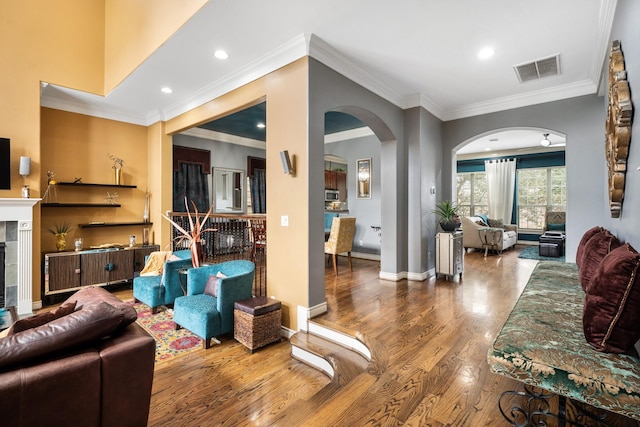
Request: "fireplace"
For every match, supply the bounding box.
[0,198,39,315]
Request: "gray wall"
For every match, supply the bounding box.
[443,94,606,262]
[309,58,406,305]
[325,135,382,255]
[605,0,640,248]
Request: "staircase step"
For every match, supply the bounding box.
[290,331,370,384]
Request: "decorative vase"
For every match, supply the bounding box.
[114,168,122,185]
[55,233,67,251]
[143,191,150,222]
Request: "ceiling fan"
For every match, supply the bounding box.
[540,133,565,148]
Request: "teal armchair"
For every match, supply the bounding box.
[132,249,192,314]
[173,260,255,349]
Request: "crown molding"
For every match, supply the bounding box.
[307,34,405,109]
[403,93,445,120]
[160,34,309,123]
[590,0,618,86]
[179,127,265,149]
[40,92,149,125]
[324,126,374,144]
[442,79,598,121]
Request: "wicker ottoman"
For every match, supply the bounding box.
[234,297,281,353]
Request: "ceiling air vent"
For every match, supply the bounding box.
[514,54,560,83]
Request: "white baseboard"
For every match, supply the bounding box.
[291,345,334,377]
[351,251,381,261]
[406,268,435,281]
[297,302,328,332]
[379,270,406,281]
[308,321,371,360]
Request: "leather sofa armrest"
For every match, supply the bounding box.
[98,323,155,427]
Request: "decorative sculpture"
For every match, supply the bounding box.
[606,40,633,218]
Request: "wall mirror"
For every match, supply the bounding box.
[356,158,371,199]
[213,167,245,213]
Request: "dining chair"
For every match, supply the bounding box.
[324,216,356,276]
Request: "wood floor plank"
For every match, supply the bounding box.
[42,248,640,426]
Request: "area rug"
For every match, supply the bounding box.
[128,301,201,364]
[518,245,566,262]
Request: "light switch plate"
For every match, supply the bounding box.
[281,215,289,226]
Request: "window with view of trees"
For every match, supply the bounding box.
[456,172,488,217]
[517,167,566,230]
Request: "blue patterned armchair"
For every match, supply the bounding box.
[132,249,192,314]
[173,260,255,349]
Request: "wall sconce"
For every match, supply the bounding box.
[280,150,295,176]
[356,158,371,199]
[19,156,30,198]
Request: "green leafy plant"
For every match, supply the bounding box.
[162,198,216,268]
[432,200,460,231]
[48,222,72,235]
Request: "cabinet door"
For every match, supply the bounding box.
[133,246,159,273]
[108,250,134,282]
[324,170,337,189]
[45,254,81,293]
[81,250,134,285]
[335,172,347,201]
[81,252,110,285]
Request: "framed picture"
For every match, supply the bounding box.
[356,158,371,199]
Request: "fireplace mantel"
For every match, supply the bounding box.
[0,198,40,315]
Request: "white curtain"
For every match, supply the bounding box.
[484,159,516,223]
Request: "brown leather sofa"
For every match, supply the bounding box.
[0,287,155,427]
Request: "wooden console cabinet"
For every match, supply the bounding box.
[43,245,159,300]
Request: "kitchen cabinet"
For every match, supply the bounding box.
[324,170,347,201]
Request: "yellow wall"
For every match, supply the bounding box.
[146,121,173,250]
[40,108,148,254]
[0,0,204,308]
[104,0,209,93]
[166,59,311,329]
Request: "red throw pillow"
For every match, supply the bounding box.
[7,301,77,335]
[576,226,605,269]
[583,244,640,353]
[579,230,622,292]
[204,275,220,298]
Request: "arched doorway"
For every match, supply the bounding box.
[452,127,567,242]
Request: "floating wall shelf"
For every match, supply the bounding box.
[58,182,137,189]
[79,222,153,229]
[41,203,121,208]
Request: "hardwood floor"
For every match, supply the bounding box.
[103,247,637,426]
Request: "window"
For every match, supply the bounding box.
[517,167,566,231]
[456,172,488,217]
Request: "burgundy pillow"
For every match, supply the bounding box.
[204,275,220,298]
[579,230,622,292]
[583,244,640,353]
[7,301,77,335]
[576,226,605,269]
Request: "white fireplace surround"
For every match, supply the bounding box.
[0,198,40,316]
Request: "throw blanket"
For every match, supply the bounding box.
[139,251,173,276]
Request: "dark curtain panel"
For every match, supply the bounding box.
[250,168,266,213]
[173,162,210,212]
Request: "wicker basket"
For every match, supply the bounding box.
[234,299,281,353]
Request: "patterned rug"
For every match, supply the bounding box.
[517,245,566,262]
[128,301,201,364]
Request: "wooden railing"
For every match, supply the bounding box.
[168,213,267,296]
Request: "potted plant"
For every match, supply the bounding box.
[432,200,461,232]
[48,222,73,251]
[162,198,216,268]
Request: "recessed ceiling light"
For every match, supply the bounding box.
[484,147,491,151]
[478,47,495,59]
[214,50,229,60]
[161,87,173,94]
[256,122,266,129]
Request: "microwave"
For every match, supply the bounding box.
[325,189,340,201]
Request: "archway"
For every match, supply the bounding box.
[452,127,567,241]
[324,106,397,279]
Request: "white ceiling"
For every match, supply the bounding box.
[41,0,616,130]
